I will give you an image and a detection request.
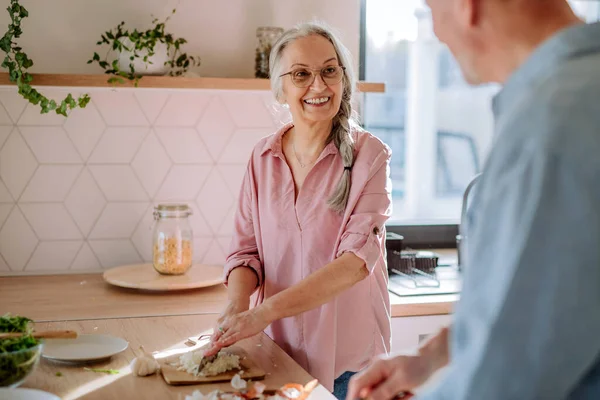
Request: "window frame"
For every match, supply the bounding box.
[359,0,459,248]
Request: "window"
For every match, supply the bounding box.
[361,0,600,227]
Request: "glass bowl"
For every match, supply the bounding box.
[0,342,43,388]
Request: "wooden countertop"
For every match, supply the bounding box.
[2,251,459,399]
[22,315,334,399]
[0,274,228,322]
[0,273,456,321]
[390,292,457,317]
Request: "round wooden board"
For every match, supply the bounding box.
[102,263,224,291]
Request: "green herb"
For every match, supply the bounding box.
[0,314,41,387]
[0,0,90,116]
[0,314,32,333]
[55,371,62,377]
[84,367,120,375]
[0,314,37,353]
[87,8,200,86]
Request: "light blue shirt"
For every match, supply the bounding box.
[419,22,600,400]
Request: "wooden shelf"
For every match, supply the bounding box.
[0,73,385,93]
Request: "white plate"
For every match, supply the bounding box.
[42,334,128,362]
[0,388,60,400]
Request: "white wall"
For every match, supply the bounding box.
[0,0,361,78]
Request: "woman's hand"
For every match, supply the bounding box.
[211,300,249,340]
[203,299,249,356]
[204,302,273,357]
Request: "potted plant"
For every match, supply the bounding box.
[0,0,90,116]
[88,8,201,86]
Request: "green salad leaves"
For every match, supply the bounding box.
[0,314,41,387]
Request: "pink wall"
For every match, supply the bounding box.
[0,0,363,275]
[0,86,290,275]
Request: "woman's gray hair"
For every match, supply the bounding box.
[269,21,358,213]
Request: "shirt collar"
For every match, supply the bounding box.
[259,122,339,159]
[493,21,600,117]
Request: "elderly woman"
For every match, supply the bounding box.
[205,22,392,399]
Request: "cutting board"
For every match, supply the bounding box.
[103,263,224,291]
[160,346,266,385]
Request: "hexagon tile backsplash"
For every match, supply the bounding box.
[0,86,290,275]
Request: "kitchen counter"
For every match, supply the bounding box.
[1,258,457,399]
[21,314,334,399]
[0,274,228,322]
[0,273,456,321]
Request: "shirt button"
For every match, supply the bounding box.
[372,226,380,235]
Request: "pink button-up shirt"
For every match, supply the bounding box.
[223,122,392,391]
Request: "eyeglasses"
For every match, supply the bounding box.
[279,65,346,88]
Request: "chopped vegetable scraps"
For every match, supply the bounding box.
[83,367,120,375]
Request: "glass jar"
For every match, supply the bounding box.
[152,204,193,275]
[255,26,284,78]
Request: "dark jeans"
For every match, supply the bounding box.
[333,371,357,400]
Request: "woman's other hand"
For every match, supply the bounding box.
[205,304,273,356]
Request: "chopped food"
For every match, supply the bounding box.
[0,315,33,335]
[185,390,225,400]
[55,371,63,377]
[230,373,247,390]
[178,349,241,377]
[83,367,120,375]
[185,379,318,400]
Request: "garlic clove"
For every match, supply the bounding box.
[130,345,160,376]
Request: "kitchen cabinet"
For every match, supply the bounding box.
[391,314,453,353]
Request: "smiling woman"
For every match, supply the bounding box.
[268,27,356,213]
[202,21,394,399]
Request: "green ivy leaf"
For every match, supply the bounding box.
[78,95,91,108]
[1,0,89,116]
[107,76,125,85]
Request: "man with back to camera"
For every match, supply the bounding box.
[348,0,600,399]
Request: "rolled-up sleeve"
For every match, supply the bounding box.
[222,162,263,287]
[336,150,392,273]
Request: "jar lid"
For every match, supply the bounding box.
[154,204,192,218]
[155,204,190,212]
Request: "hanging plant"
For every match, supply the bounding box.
[88,8,201,86]
[0,0,90,116]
